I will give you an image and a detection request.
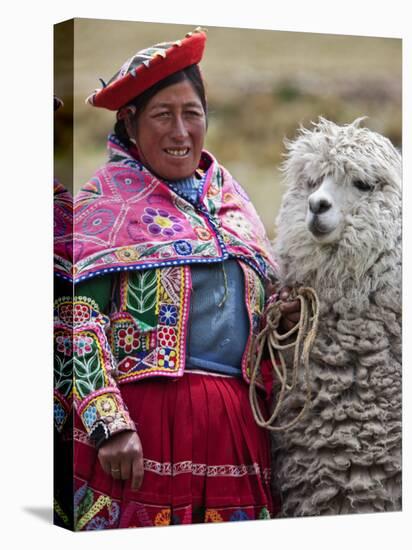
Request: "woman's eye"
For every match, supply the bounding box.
[154,111,170,118]
[353,179,373,191]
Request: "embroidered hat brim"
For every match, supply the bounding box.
[86,28,207,111]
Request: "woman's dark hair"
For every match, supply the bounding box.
[114,64,207,144]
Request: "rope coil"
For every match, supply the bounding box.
[249,287,320,432]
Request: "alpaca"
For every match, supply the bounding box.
[271,117,402,516]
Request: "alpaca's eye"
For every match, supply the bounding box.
[353,179,373,191]
[306,177,322,190]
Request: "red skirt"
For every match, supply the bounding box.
[74,372,277,530]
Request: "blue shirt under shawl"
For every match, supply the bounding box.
[166,174,250,377]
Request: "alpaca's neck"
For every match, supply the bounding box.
[277,233,399,306]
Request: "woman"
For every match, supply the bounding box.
[54,27,300,530]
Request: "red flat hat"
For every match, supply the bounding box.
[86,27,207,111]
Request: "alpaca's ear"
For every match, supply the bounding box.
[317,115,330,126]
[351,116,368,129]
[377,176,399,191]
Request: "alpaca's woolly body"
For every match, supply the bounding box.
[272,118,401,516]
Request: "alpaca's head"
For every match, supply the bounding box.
[275,118,401,289]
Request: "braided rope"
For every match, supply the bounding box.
[249,287,320,432]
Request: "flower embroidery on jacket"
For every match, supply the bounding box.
[106,412,130,432]
[56,334,72,356]
[74,303,92,324]
[83,405,97,428]
[54,400,67,428]
[73,335,94,357]
[159,304,178,326]
[59,302,73,325]
[141,207,184,237]
[96,396,117,416]
[117,326,140,353]
[158,327,177,348]
[158,348,177,369]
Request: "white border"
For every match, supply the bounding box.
[1,1,409,548]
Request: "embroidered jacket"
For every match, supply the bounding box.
[53,136,278,446]
[54,180,74,434]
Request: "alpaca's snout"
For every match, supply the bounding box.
[305,177,343,242]
[309,196,332,214]
[306,184,342,242]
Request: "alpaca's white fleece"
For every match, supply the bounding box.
[272,118,401,516]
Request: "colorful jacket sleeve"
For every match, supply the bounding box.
[54,277,74,434]
[54,274,136,447]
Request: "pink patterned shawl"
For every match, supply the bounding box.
[56,135,278,283]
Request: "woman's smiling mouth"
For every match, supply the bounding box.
[164,148,190,157]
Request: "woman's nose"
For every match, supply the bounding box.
[171,115,189,139]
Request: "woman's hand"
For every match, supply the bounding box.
[97,430,144,491]
[278,286,301,333]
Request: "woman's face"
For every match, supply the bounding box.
[131,80,207,181]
